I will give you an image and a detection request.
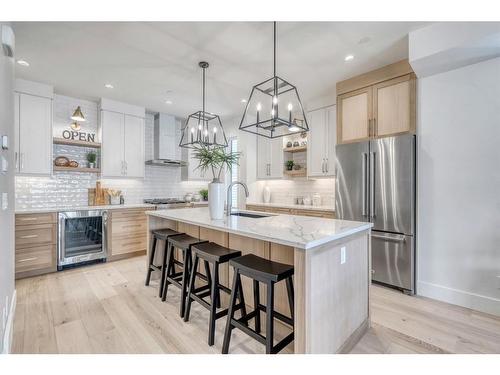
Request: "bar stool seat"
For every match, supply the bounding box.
[162,233,208,318]
[145,228,183,298]
[184,242,244,346]
[230,254,294,283]
[222,254,294,354]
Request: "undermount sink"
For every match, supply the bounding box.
[230,212,270,219]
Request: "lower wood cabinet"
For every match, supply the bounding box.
[108,207,150,260]
[246,204,335,219]
[15,213,57,279]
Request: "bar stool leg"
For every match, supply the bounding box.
[179,247,192,318]
[265,281,275,354]
[161,243,174,302]
[159,240,168,298]
[183,253,199,323]
[222,270,240,354]
[286,277,295,322]
[208,261,219,346]
[253,279,261,333]
[145,236,157,286]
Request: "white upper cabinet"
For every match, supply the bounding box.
[124,114,145,178]
[100,99,145,178]
[101,110,125,177]
[307,105,336,177]
[257,135,283,179]
[14,80,53,176]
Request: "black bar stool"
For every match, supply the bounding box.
[222,254,294,354]
[161,233,208,317]
[145,228,184,298]
[184,242,245,346]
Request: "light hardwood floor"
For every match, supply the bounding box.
[12,256,500,354]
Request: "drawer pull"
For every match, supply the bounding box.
[18,257,38,263]
[20,234,39,239]
[20,217,38,221]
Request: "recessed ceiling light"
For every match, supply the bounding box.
[16,59,29,67]
[104,83,114,89]
[344,55,354,62]
[165,100,173,105]
[241,99,247,103]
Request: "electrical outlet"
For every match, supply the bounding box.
[340,246,346,264]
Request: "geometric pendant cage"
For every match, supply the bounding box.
[179,61,228,148]
[239,22,309,138]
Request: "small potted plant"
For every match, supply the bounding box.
[192,145,240,219]
[286,160,294,171]
[199,188,209,201]
[86,152,97,169]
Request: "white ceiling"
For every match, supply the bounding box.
[12,22,427,119]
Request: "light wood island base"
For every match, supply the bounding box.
[146,214,371,354]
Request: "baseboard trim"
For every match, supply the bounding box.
[418,281,500,317]
[2,289,16,354]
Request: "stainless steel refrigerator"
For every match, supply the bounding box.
[335,134,416,294]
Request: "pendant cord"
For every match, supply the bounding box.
[273,21,276,77]
[202,66,205,115]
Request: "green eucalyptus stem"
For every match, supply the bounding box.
[191,144,240,182]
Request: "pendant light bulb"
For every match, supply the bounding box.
[271,109,275,116]
[256,103,262,111]
[213,127,217,133]
[287,103,293,111]
[273,96,278,105]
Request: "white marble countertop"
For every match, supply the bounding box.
[246,201,335,212]
[15,203,156,214]
[147,207,371,250]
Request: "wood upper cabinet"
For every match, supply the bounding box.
[336,60,416,144]
[373,74,415,137]
[337,87,372,144]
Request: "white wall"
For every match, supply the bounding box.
[417,56,500,315]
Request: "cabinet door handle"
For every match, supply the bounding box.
[373,118,377,137]
[20,152,24,171]
[326,158,329,173]
[15,152,18,170]
[20,234,38,239]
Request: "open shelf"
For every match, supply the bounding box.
[53,166,101,173]
[284,169,307,177]
[53,138,101,148]
[283,145,307,153]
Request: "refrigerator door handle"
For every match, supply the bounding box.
[362,153,367,216]
[371,232,407,243]
[370,151,376,219]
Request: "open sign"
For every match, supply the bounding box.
[62,130,96,143]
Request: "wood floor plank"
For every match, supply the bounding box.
[12,255,500,354]
[55,320,93,354]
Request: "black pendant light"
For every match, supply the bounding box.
[179,61,228,149]
[239,22,309,138]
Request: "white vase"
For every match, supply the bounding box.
[263,186,271,203]
[208,180,225,220]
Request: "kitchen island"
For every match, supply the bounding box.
[146,207,372,354]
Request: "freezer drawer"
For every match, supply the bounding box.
[371,231,414,292]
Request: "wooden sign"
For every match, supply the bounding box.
[62,130,96,143]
